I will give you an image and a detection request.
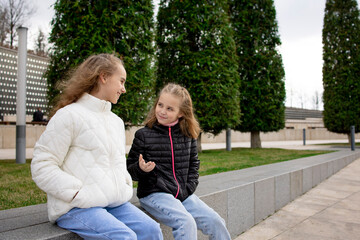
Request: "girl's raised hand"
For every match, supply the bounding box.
[139,154,156,172]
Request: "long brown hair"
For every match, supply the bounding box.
[50,53,124,118]
[145,83,200,139]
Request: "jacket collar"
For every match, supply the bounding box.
[152,122,181,134]
[77,93,112,113]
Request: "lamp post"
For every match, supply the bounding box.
[350,125,355,151]
[226,128,231,151]
[16,27,28,164]
[303,128,306,146]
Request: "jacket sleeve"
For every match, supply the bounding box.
[127,129,150,181]
[31,109,82,203]
[186,138,200,195]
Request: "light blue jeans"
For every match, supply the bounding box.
[140,193,231,240]
[56,202,163,240]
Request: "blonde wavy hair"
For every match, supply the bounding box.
[50,53,124,118]
[145,83,200,139]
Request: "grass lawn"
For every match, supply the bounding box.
[198,148,332,176]
[0,159,47,211]
[0,148,331,211]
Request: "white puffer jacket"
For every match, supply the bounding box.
[31,93,133,223]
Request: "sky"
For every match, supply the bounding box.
[25,0,360,110]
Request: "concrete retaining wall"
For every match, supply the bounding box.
[1,125,358,149]
[0,125,46,149]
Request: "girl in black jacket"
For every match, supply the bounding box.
[127,83,231,240]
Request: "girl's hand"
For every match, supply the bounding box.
[139,154,156,172]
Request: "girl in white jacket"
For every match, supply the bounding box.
[31,53,163,240]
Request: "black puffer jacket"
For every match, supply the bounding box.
[127,123,199,202]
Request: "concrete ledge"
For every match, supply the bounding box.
[255,177,275,224]
[2,124,360,149]
[275,173,290,210]
[1,150,359,239]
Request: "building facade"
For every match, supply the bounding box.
[284,107,324,130]
[0,46,49,121]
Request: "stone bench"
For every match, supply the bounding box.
[1,149,359,240]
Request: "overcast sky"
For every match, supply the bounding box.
[25,0,360,110]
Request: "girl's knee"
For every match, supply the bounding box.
[142,220,163,239]
[181,214,197,232]
[210,214,226,228]
[149,221,162,234]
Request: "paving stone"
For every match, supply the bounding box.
[276,218,360,240]
[302,167,313,193]
[275,173,290,210]
[320,162,328,181]
[254,177,275,224]
[290,170,303,200]
[227,183,255,237]
[326,160,334,179]
[312,164,321,187]
[313,207,360,225]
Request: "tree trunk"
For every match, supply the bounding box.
[251,131,262,148]
[197,132,202,153]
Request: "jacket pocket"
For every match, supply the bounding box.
[71,185,108,208]
[155,174,177,196]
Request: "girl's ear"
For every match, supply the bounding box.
[99,73,106,84]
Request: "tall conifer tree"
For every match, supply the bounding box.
[156,0,241,143]
[228,0,286,148]
[322,0,360,140]
[46,0,155,126]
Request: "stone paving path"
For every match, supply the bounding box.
[234,157,360,240]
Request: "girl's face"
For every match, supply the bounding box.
[155,93,183,125]
[98,64,127,104]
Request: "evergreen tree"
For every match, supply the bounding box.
[228,0,286,148]
[322,0,360,140]
[156,0,241,143]
[46,0,155,126]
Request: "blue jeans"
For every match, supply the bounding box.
[56,202,163,240]
[140,193,231,240]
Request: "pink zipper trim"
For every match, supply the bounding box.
[169,127,180,198]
